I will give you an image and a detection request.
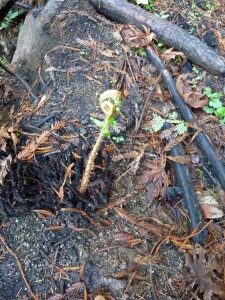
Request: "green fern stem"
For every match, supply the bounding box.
[79,90,123,195]
[79,117,109,194]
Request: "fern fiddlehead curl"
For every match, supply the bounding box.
[79,90,123,194]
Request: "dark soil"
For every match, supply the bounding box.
[0,0,225,299]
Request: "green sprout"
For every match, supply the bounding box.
[1,9,24,29]
[79,90,123,194]
[203,87,225,123]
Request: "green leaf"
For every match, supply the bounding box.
[215,107,225,117]
[1,21,9,28]
[203,106,214,114]
[102,126,110,137]
[90,117,104,128]
[203,87,212,96]
[175,122,188,135]
[209,100,222,109]
[115,107,121,113]
[158,42,164,47]
[114,98,122,107]
[219,118,225,124]
[8,10,24,20]
[161,14,169,19]
[108,116,115,125]
[151,115,165,132]
[169,111,178,120]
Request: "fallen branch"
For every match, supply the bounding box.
[88,0,225,76]
[0,62,40,104]
[163,122,207,245]
[145,46,225,190]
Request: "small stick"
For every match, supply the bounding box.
[0,234,39,300]
[0,62,40,104]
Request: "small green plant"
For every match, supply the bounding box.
[79,51,88,56]
[143,112,188,135]
[157,41,166,53]
[206,3,213,10]
[203,87,225,123]
[112,136,125,143]
[192,66,203,81]
[137,48,146,57]
[192,66,200,74]
[1,9,24,29]
[79,90,123,194]
[109,79,117,84]
[0,57,5,71]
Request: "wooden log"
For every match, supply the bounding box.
[88,0,225,76]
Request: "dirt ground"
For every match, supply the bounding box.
[0,0,225,299]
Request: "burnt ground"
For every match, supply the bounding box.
[0,0,225,299]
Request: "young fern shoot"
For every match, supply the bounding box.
[79,90,123,194]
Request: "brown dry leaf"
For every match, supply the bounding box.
[162,48,185,61]
[0,128,10,139]
[0,155,12,185]
[72,227,98,237]
[139,169,162,184]
[124,151,139,159]
[167,155,190,164]
[46,225,65,231]
[113,233,136,242]
[200,204,224,219]
[176,74,207,108]
[0,137,7,151]
[33,209,56,219]
[121,25,155,48]
[213,29,225,51]
[114,207,137,224]
[138,221,162,237]
[65,282,84,294]
[97,194,132,212]
[84,284,88,300]
[79,261,85,280]
[139,165,168,203]
[63,266,79,271]
[17,130,51,160]
[60,207,101,227]
[10,132,19,153]
[185,246,225,298]
[51,121,67,131]
[56,162,74,201]
[47,294,64,300]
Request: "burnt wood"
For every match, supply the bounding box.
[88,0,225,76]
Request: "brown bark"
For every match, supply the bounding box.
[88,0,225,76]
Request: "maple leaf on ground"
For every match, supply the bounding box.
[176,74,207,108]
[139,164,168,203]
[184,246,225,299]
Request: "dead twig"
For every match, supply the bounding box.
[0,62,40,105]
[0,234,39,300]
